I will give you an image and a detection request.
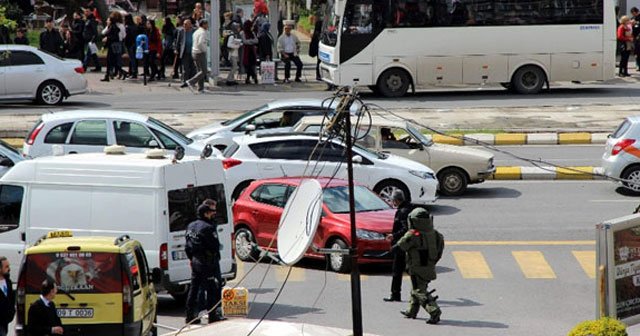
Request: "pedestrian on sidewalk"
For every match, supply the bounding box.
[177,19,196,88]
[171,17,184,79]
[186,19,210,93]
[13,28,29,45]
[159,17,176,80]
[27,279,64,336]
[82,13,101,72]
[383,190,413,303]
[101,13,124,82]
[71,11,86,61]
[632,7,640,71]
[309,19,323,81]
[226,22,242,85]
[241,20,258,84]
[277,23,302,83]
[40,18,64,57]
[145,19,163,81]
[124,14,139,79]
[618,16,633,77]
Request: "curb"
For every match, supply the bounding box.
[433,132,609,146]
[488,166,604,180]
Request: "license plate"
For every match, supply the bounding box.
[172,250,188,260]
[57,308,94,318]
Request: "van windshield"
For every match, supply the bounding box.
[25,252,122,294]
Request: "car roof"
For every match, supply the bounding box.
[4,45,39,52]
[297,114,409,128]
[253,177,352,188]
[232,133,322,144]
[626,116,640,124]
[264,98,329,110]
[41,110,150,123]
[26,235,136,254]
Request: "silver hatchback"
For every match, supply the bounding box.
[602,116,640,191]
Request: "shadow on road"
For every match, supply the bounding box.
[615,186,640,197]
[435,319,509,329]
[439,186,522,200]
[424,204,460,216]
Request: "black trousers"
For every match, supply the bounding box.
[390,250,406,297]
[282,53,302,80]
[186,261,222,319]
[620,49,631,75]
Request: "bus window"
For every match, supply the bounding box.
[343,0,388,34]
[321,0,340,46]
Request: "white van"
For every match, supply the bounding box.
[0,150,236,299]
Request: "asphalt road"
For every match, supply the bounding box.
[153,180,638,336]
[487,144,605,168]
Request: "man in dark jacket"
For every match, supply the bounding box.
[71,11,85,61]
[27,278,64,336]
[185,202,225,324]
[0,257,15,336]
[40,18,64,57]
[383,190,413,302]
[82,13,101,72]
[394,208,442,324]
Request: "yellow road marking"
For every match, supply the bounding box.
[447,240,595,246]
[453,251,493,279]
[275,265,306,282]
[492,166,521,180]
[572,251,596,279]
[512,251,556,279]
[495,133,526,145]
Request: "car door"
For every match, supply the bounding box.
[133,246,156,335]
[0,46,7,96]
[5,50,46,97]
[250,184,290,247]
[66,119,110,154]
[311,141,348,180]
[379,126,431,167]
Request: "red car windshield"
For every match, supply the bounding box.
[323,186,391,214]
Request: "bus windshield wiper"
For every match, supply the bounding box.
[57,288,76,301]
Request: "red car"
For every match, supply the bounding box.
[233,177,395,273]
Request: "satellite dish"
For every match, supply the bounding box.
[277,179,323,265]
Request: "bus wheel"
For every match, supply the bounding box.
[377,68,410,98]
[511,65,545,94]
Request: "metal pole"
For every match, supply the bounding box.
[342,91,363,336]
[210,0,220,79]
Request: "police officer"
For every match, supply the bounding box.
[383,190,413,302]
[185,202,225,324]
[394,207,442,324]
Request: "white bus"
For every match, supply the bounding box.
[318,0,616,97]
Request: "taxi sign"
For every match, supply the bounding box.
[222,287,248,316]
[47,230,73,239]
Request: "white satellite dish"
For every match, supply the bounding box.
[277,179,323,265]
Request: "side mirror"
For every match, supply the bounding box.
[151,267,163,286]
[607,134,612,138]
[0,157,13,167]
[148,139,159,148]
[244,124,256,134]
[353,155,363,163]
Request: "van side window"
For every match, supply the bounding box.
[134,246,149,287]
[124,251,141,291]
[44,122,73,144]
[0,185,23,231]
[70,120,108,146]
[168,184,228,232]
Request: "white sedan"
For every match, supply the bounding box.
[0,45,87,105]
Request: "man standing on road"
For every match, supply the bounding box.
[186,19,209,93]
[185,201,226,324]
[40,18,64,57]
[277,23,303,83]
[383,190,413,302]
[27,279,64,336]
[394,207,442,324]
[0,257,15,336]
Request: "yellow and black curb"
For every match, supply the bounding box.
[432,132,608,146]
[489,166,603,180]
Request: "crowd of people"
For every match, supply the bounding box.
[2,2,319,92]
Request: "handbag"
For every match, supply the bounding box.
[88,42,98,54]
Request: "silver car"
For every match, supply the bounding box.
[187,99,361,145]
[603,116,640,191]
[22,110,207,158]
[0,139,24,178]
[294,115,495,196]
[0,45,87,105]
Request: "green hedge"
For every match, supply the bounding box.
[568,317,627,336]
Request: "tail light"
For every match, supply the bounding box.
[16,269,26,325]
[160,243,168,270]
[74,66,85,74]
[26,122,44,146]
[612,139,636,156]
[122,270,132,318]
[223,158,242,170]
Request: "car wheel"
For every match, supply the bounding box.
[511,65,545,94]
[235,227,259,262]
[438,168,468,196]
[327,238,351,273]
[377,68,410,98]
[374,180,410,204]
[37,81,65,105]
[622,166,640,193]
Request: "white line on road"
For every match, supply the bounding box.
[589,200,640,203]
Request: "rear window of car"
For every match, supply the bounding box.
[613,120,632,139]
[44,122,73,144]
[24,252,122,294]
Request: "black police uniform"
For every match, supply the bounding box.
[185,205,224,323]
[386,201,414,301]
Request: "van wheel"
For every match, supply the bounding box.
[37,81,65,105]
[511,65,545,94]
[235,227,259,261]
[327,238,351,273]
[377,68,410,98]
[438,167,468,196]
